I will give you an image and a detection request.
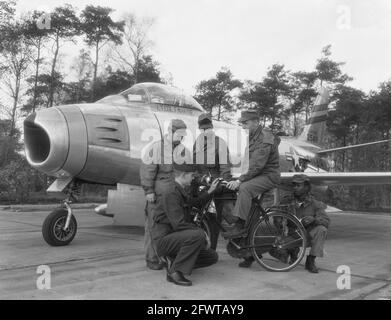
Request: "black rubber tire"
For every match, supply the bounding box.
[42,208,77,246]
[201,215,219,251]
[250,210,307,272]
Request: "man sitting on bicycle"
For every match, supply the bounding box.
[224,110,281,240]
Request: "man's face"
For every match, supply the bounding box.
[239,119,259,133]
[182,172,195,186]
[292,182,308,197]
[172,128,187,145]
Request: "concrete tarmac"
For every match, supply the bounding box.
[0,207,390,300]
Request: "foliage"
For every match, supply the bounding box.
[80,5,124,100]
[0,158,34,203]
[194,67,242,121]
[111,13,154,84]
[240,64,291,131]
[315,45,352,87]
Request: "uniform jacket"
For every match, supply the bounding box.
[140,135,189,195]
[239,126,280,183]
[292,195,331,229]
[192,129,232,180]
[152,181,212,241]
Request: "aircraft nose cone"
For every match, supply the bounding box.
[24,108,69,175]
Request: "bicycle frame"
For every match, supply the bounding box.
[193,188,305,253]
[193,190,272,250]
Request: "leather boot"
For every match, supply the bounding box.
[238,256,255,268]
[305,255,319,273]
[222,219,246,239]
[167,271,192,286]
[146,260,165,270]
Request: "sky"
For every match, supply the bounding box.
[14,0,391,95]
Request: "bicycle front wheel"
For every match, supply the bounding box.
[250,210,307,272]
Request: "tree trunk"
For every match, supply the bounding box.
[293,112,297,136]
[32,38,42,113]
[10,75,20,137]
[3,72,21,165]
[134,53,139,84]
[92,41,99,101]
[305,102,310,123]
[48,34,59,108]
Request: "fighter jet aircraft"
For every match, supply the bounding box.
[23,82,391,246]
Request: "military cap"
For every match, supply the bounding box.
[238,110,260,123]
[173,162,198,173]
[170,119,187,132]
[198,113,213,129]
[292,174,310,184]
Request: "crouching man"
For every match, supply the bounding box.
[291,174,330,273]
[152,162,221,286]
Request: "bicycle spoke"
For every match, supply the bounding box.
[250,210,308,272]
[253,235,276,238]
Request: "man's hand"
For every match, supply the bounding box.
[146,193,156,203]
[301,216,315,226]
[226,180,241,190]
[207,178,221,194]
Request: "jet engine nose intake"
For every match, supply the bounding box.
[24,108,69,175]
[24,113,50,163]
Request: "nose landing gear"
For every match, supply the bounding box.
[42,180,81,246]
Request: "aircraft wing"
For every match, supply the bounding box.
[280,172,391,186]
[316,140,391,155]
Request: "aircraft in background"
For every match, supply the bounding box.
[23,83,391,246]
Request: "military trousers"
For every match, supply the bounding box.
[307,225,328,257]
[156,229,218,275]
[233,174,277,222]
[144,201,160,264]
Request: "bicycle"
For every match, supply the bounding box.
[191,176,308,272]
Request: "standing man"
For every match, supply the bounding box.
[193,113,232,181]
[224,110,281,239]
[140,119,188,270]
[153,163,220,286]
[193,113,236,248]
[290,174,330,273]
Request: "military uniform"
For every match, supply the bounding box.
[193,127,236,225]
[193,113,236,247]
[292,194,330,257]
[153,181,218,275]
[233,125,281,221]
[193,128,232,181]
[140,120,189,266]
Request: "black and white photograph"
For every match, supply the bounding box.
[0,0,390,304]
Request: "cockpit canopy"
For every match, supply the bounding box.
[106,82,205,112]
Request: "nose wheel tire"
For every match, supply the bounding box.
[42,208,77,246]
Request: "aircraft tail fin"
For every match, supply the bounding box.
[298,87,330,146]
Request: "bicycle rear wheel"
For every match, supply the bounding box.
[250,209,307,272]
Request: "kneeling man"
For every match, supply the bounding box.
[152,162,220,286]
[291,174,330,273]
